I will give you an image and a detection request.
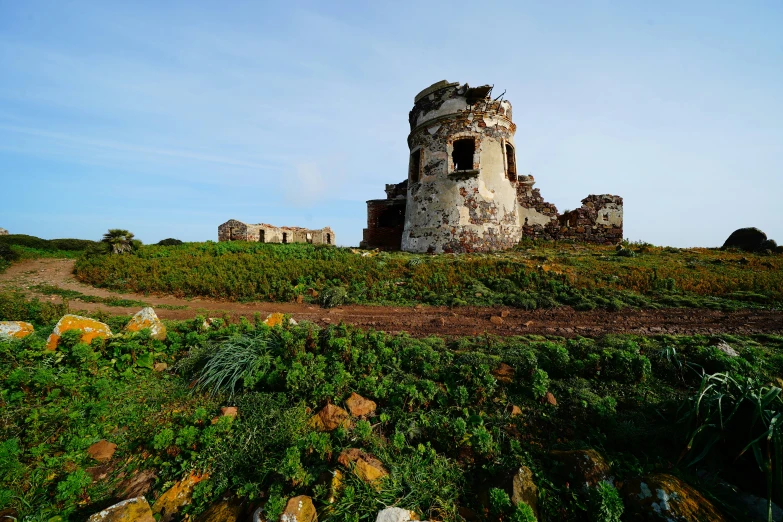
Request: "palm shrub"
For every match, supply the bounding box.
[101,229,138,254]
[679,371,783,521]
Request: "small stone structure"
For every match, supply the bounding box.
[361,80,623,253]
[0,228,8,235]
[218,219,335,245]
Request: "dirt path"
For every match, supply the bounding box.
[2,258,782,338]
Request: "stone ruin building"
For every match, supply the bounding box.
[218,219,335,245]
[360,80,623,253]
[0,228,8,236]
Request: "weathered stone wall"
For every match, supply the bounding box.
[218,220,335,245]
[361,181,407,250]
[555,195,623,244]
[402,80,522,253]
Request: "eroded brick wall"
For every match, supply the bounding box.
[360,182,407,250]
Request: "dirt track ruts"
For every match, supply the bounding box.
[2,258,782,338]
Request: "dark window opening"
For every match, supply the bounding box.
[306,233,313,244]
[259,230,265,242]
[378,206,405,228]
[452,139,475,171]
[229,227,235,240]
[282,232,288,244]
[326,233,332,245]
[505,143,517,181]
[409,150,421,183]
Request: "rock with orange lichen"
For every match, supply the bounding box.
[0,321,34,340]
[46,315,112,350]
[87,497,155,522]
[124,307,166,340]
[551,449,611,489]
[622,473,728,521]
[263,313,298,327]
[281,495,317,522]
[345,392,376,417]
[309,403,351,432]
[151,472,209,522]
[338,448,389,486]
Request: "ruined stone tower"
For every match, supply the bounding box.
[402,80,522,253]
[360,80,623,252]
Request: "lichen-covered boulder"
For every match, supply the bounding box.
[281,495,317,522]
[551,449,611,489]
[375,507,418,522]
[622,474,727,521]
[338,448,389,486]
[151,472,209,522]
[263,313,298,327]
[309,403,351,432]
[346,392,376,417]
[195,497,244,522]
[46,315,112,350]
[0,321,34,340]
[124,307,166,340]
[88,496,155,522]
[511,466,538,517]
[721,227,768,252]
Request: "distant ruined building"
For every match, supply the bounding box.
[218,219,334,245]
[361,80,623,253]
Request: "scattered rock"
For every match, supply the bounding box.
[523,320,534,327]
[0,321,34,339]
[500,310,510,318]
[713,340,739,357]
[116,468,157,500]
[510,405,522,417]
[338,448,389,485]
[88,496,155,522]
[544,392,557,406]
[622,473,728,521]
[195,497,244,522]
[46,314,112,350]
[264,313,297,327]
[153,362,168,372]
[124,307,167,340]
[329,469,343,503]
[202,318,220,330]
[551,449,611,488]
[309,403,351,432]
[281,495,317,522]
[490,316,504,325]
[375,507,418,522]
[151,472,209,522]
[721,227,769,252]
[492,363,515,383]
[87,440,117,462]
[221,406,238,418]
[296,294,304,304]
[345,392,376,417]
[511,466,538,518]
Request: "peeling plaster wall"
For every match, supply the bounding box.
[402,81,522,253]
[218,219,335,245]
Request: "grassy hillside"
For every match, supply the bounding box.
[0,234,100,272]
[73,240,783,310]
[2,292,782,520]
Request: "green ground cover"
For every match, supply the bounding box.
[2,292,782,520]
[73,240,783,310]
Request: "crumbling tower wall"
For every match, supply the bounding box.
[401,80,522,253]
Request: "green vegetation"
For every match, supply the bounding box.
[73,240,783,310]
[101,229,140,255]
[31,284,151,308]
[0,234,100,272]
[2,293,783,520]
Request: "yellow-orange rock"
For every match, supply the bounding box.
[263,313,297,327]
[622,473,728,521]
[151,472,209,522]
[309,403,351,432]
[492,363,515,383]
[281,495,317,522]
[46,315,112,350]
[124,307,166,340]
[345,392,376,417]
[195,498,244,522]
[87,496,155,522]
[0,321,34,340]
[338,448,388,486]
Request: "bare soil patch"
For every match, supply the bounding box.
[2,258,782,338]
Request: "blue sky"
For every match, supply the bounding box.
[1,1,781,247]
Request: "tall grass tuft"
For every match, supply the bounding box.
[192,332,277,398]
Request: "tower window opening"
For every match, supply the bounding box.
[505,143,517,181]
[409,150,421,183]
[452,139,475,171]
[282,232,288,244]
